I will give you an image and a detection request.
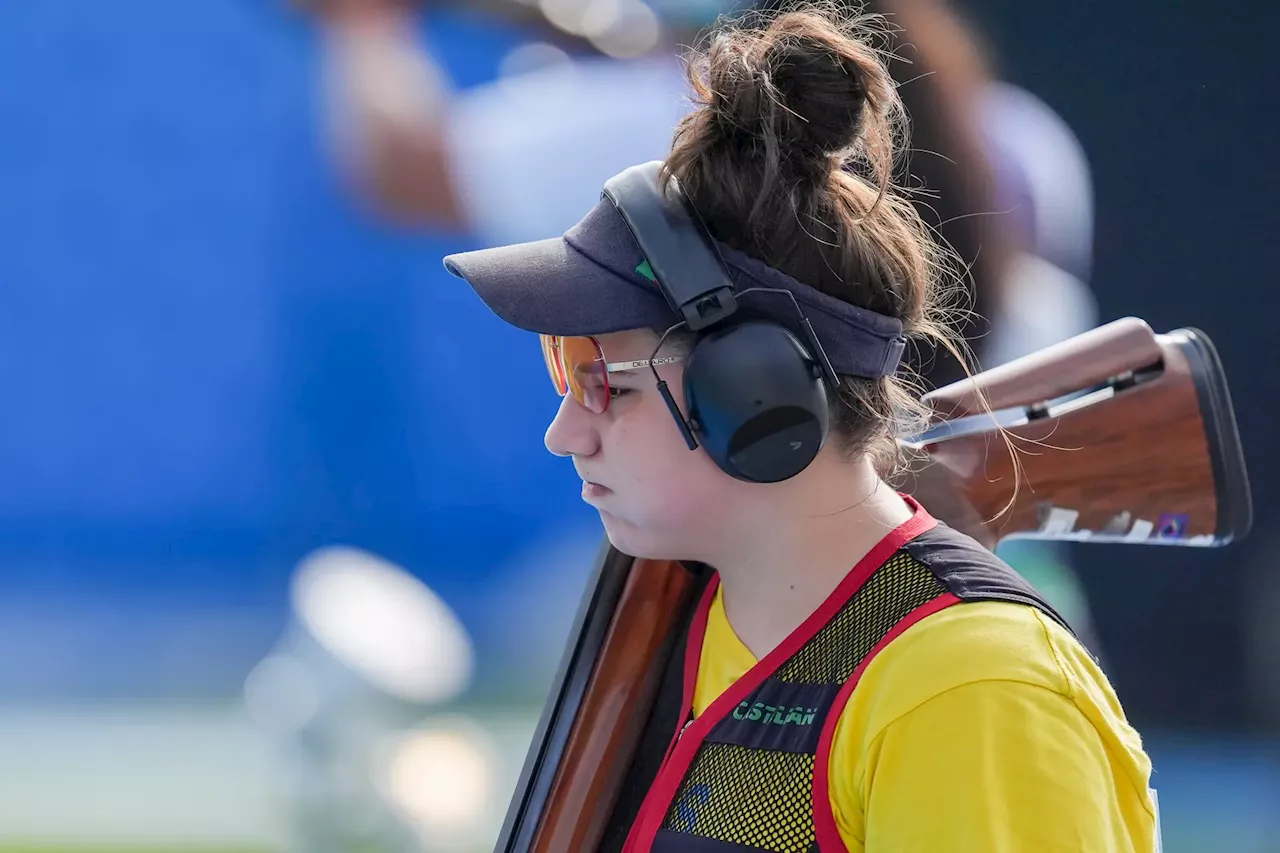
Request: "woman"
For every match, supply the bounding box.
[444,6,1158,851]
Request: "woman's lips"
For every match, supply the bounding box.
[582,481,612,500]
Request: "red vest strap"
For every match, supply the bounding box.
[623,501,939,853]
[621,574,719,853]
[811,591,962,851]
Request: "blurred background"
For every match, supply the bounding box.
[0,1,1277,851]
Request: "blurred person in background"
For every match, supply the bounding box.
[295,0,1103,636]
[299,0,1009,384]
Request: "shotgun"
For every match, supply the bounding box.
[494,316,1252,853]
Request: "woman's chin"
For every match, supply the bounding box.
[600,519,686,563]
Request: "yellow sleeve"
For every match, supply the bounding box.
[857,679,1156,852]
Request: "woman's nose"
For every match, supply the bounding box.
[544,394,601,459]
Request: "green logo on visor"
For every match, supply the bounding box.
[636,260,657,282]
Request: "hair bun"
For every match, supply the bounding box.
[705,9,893,176]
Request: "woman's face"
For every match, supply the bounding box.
[543,329,744,562]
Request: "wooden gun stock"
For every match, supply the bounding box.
[495,318,1252,853]
[918,317,1252,545]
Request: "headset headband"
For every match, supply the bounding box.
[602,162,740,332]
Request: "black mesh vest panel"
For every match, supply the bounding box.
[604,521,1074,853]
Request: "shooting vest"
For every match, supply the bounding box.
[599,506,1074,853]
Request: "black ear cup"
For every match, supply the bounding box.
[603,161,843,483]
[682,321,830,483]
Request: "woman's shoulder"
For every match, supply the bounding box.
[848,599,1083,733]
[825,598,1155,848]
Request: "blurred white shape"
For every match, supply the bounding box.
[242,652,319,735]
[292,546,473,705]
[981,82,1095,278]
[382,718,495,835]
[499,42,575,81]
[985,252,1098,368]
[539,0,596,35]
[590,0,662,58]
[580,0,622,35]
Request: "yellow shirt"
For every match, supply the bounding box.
[694,587,1160,852]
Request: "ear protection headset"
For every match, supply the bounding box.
[602,161,842,484]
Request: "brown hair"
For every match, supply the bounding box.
[658,1,974,477]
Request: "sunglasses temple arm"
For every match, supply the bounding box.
[656,380,698,451]
[650,323,699,451]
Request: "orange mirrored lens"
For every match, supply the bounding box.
[539,334,609,413]
[559,336,608,413]
[540,334,567,394]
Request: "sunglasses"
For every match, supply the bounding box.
[540,334,684,413]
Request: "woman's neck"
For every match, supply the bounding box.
[708,460,915,661]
